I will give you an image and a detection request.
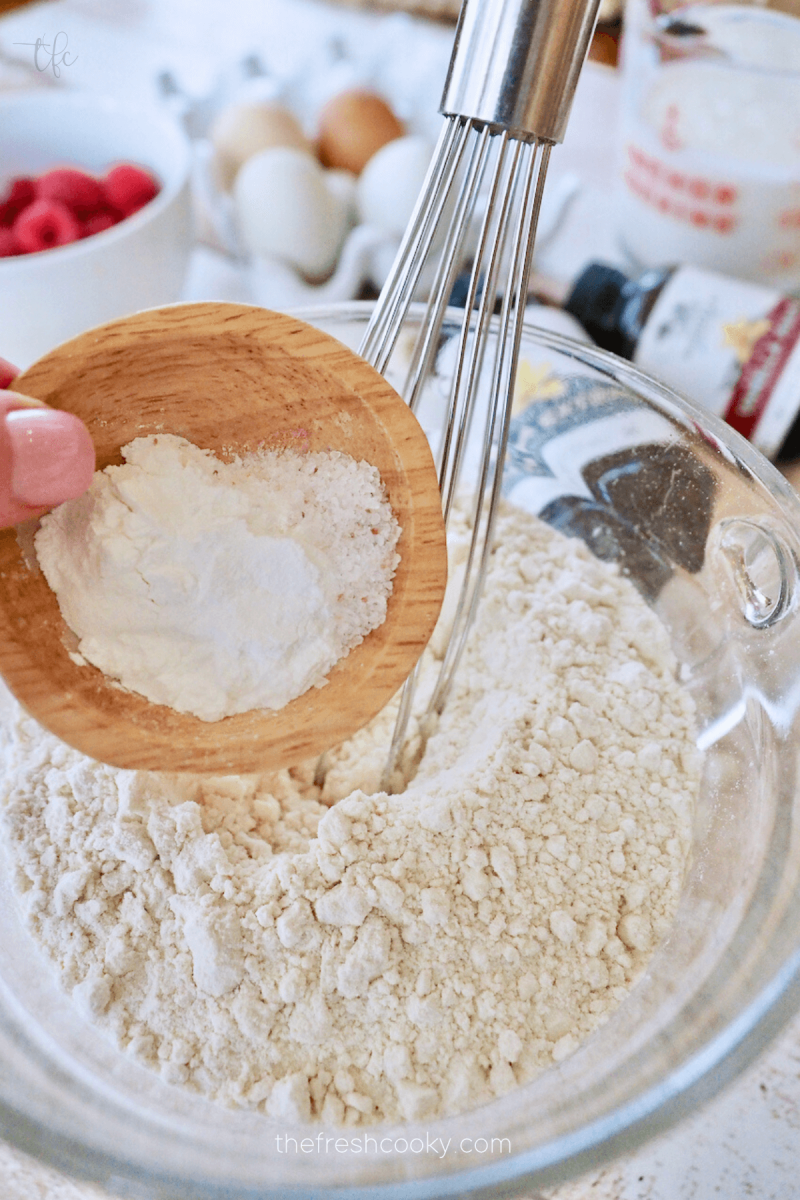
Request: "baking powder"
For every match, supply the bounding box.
[34,434,400,720]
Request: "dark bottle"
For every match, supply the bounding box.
[564,261,800,461]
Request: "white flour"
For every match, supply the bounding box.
[2,503,700,1125]
[34,435,401,721]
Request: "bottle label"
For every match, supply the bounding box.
[633,264,800,459]
[505,366,715,601]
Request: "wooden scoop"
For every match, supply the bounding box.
[0,302,447,774]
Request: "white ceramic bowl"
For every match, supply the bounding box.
[0,90,193,368]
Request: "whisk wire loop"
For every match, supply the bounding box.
[360,117,470,373]
[399,124,492,420]
[369,114,553,790]
[428,137,551,720]
[437,130,522,521]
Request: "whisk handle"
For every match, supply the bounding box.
[440,0,602,143]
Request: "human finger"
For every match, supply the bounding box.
[0,391,96,528]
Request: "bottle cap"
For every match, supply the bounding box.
[564,263,633,358]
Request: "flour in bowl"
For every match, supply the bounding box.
[33,434,401,720]
[2,502,700,1125]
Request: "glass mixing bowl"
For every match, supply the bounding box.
[2,302,800,1199]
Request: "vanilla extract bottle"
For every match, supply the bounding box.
[564,262,800,461]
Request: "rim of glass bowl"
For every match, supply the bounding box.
[1,301,799,1199]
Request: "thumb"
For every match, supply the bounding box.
[0,356,19,390]
[0,391,96,529]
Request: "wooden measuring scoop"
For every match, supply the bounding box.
[0,302,447,774]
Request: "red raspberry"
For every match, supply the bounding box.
[103,164,159,217]
[36,168,105,219]
[6,178,36,206]
[13,199,81,253]
[0,227,20,257]
[80,210,120,238]
[0,177,36,227]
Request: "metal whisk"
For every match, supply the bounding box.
[359,0,602,790]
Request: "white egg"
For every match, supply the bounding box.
[356,135,432,236]
[325,168,358,226]
[210,101,311,192]
[233,146,349,280]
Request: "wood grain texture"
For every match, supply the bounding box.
[0,302,447,774]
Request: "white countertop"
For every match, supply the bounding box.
[0,1,799,1196]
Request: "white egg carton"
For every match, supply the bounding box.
[158,39,443,307]
[160,35,581,310]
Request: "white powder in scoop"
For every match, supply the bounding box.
[33,435,401,721]
[2,503,700,1125]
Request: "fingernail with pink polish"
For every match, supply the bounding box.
[6,408,95,507]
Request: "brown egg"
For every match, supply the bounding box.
[316,89,405,176]
[210,101,312,191]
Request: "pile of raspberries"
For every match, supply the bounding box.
[0,164,160,257]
